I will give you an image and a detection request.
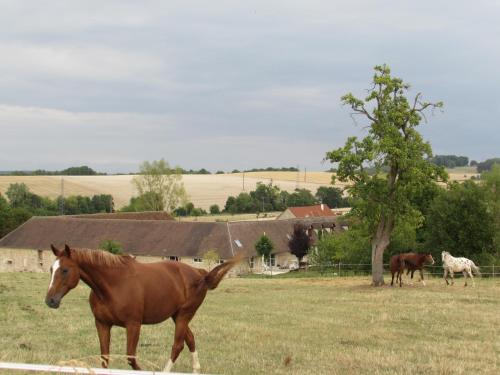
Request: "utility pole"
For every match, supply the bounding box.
[243,171,245,191]
[59,177,64,215]
[296,165,300,189]
[304,167,307,183]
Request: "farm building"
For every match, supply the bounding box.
[278,204,336,220]
[0,213,340,274]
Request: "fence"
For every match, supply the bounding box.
[305,263,498,278]
[0,361,205,374]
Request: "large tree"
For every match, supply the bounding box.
[132,159,187,213]
[326,65,446,286]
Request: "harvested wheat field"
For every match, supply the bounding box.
[0,168,475,211]
[0,273,498,375]
[0,173,340,210]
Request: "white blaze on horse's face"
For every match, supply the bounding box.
[49,259,60,289]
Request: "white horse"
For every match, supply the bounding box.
[442,251,481,287]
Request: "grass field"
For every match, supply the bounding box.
[0,273,498,374]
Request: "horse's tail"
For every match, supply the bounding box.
[471,262,481,277]
[204,252,244,290]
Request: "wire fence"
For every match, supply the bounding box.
[306,263,498,278]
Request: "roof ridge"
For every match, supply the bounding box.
[0,215,36,244]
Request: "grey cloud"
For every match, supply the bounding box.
[0,1,498,172]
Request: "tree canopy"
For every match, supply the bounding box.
[255,234,274,261]
[288,223,312,264]
[131,159,187,213]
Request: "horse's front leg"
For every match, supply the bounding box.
[443,269,449,285]
[95,319,111,368]
[126,322,142,370]
[450,270,455,285]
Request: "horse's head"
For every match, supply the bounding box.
[425,254,435,265]
[45,244,80,309]
[441,251,450,262]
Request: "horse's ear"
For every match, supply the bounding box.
[64,244,72,258]
[51,244,61,257]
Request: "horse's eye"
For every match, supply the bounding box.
[62,268,69,275]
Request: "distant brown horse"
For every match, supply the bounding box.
[390,252,435,287]
[45,244,241,372]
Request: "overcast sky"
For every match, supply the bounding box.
[1,1,499,173]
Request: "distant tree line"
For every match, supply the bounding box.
[228,167,299,174]
[0,183,114,238]
[3,166,104,176]
[244,167,299,172]
[476,158,500,173]
[427,155,500,172]
[429,155,469,168]
[180,168,212,175]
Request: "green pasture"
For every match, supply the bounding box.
[0,273,498,374]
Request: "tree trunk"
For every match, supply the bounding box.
[371,237,389,286]
[371,217,393,286]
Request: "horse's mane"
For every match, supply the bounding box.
[70,248,134,268]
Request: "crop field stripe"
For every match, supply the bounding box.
[0,361,208,374]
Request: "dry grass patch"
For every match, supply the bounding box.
[0,274,498,374]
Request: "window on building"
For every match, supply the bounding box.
[249,257,254,268]
[168,256,179,261]
[193,258,203,263]
[234,239,243,248]
[218,259,225,264]
[265,254,276,267]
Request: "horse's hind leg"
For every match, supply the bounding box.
[407,269,414,285]
[185,326,201,373]
[391,272,395,286]
[164,314,191,372]
[420,269,426,286]
[95,320,111,368]
[125,322,142,370]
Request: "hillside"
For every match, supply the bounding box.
[0,173,339,210]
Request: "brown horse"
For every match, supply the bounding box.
[390,252,435,287]
[45,244,241,372]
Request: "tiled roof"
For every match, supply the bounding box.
[0,215,339,259]
[285,204,335,218]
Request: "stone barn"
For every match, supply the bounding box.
[0,213,340,274]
